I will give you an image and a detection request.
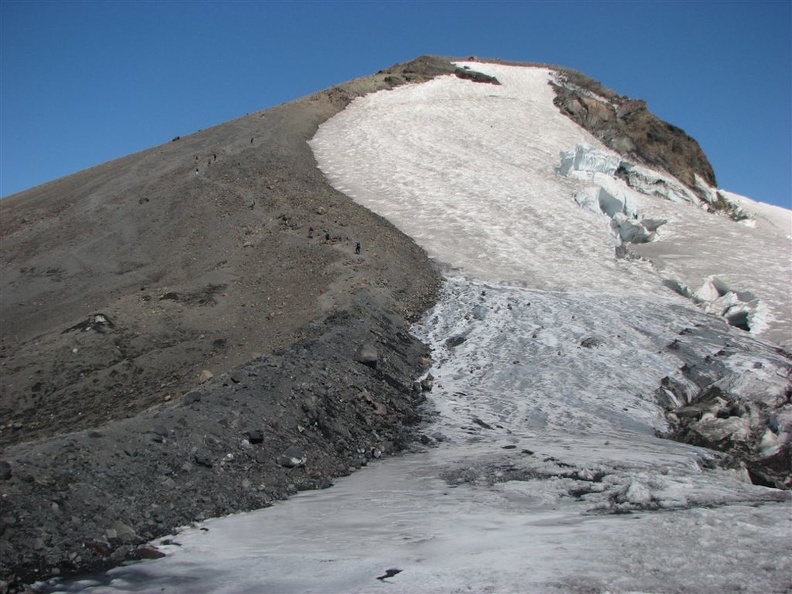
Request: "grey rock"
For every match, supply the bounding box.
[151,425,169,437]
[0,461,11,480]
[445,335,467,348]
[420,374,434,392]
[355,343,379,367]
[471,305,487,320]
[246,429,264,444]
[193,452,213,468]
[111,521,138,544]
[183,391,202,403]
[277,446,306,468]
[455,67,500,85]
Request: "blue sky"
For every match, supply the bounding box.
[1,1,790,208]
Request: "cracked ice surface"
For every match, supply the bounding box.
[49,283,791,593]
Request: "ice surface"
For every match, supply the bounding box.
[45,62,792,594]
[558,144,620,177]
[617,161,703,206]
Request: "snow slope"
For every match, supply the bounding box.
[310,62,791,347]
[44,62,792,594]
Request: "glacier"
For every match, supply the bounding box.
[42,62,792,594]
[557,143,620,178]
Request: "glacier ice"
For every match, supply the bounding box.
[662,275,767,334]
[618,161,704,206]
[573,185,663,245]
[557,143,620,177]
[559,143,741,220]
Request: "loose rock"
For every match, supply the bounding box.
[355,343,379,367]
[277,446,306,468]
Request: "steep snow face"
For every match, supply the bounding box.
[312,65,657,293]
[310,62,791,346]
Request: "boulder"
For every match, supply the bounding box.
[445,335,467,348]
[420,374,434,392]
[355,343,379,367]
[277,446,306,468]
[246,429,264,444]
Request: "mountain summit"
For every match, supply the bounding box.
[1,56,789,590]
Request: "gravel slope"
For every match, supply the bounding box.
[0,57,448,591]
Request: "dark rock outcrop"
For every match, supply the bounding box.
[654,311,792,490]
[550,68,717,197]
[0,293,435,587]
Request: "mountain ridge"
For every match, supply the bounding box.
[0,56,787,590]
[1,56,447,588]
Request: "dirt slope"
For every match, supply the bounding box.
[0,58,449,449]
[0,57,450,589]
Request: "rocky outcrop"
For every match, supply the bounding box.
[375,55,500,89]
[654,312,792,490]
[0,291,435,588]
[550,68,717,199]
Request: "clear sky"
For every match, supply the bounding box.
[1,1,790,208]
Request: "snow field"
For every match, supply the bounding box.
[310,61,792,346]
[310,64,663,294]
